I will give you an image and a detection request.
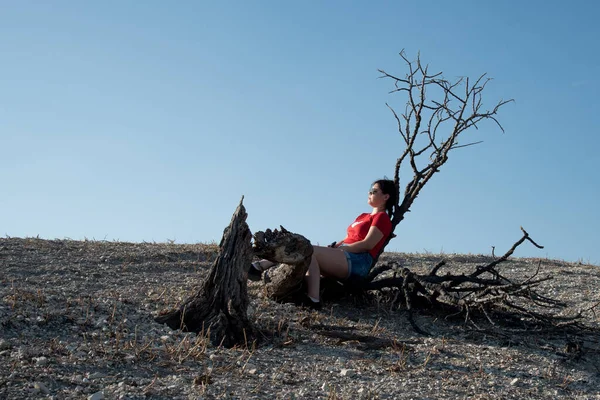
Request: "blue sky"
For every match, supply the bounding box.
[1,1,598,264]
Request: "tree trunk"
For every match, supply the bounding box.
[155,198,254,348]
[252,227,313,301]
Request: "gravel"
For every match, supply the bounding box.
[1,237,599,399]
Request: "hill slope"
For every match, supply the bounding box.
[1,237,599,399]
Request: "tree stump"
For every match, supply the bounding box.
[252,227,313,301]
[155,198,254,348]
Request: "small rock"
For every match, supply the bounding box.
[35,356,49,366]
[510,378,519,386]
[0,339,11,350]
[88,372,106,379]
[34,382,50,395]
[244,363,257,374]
[88,391,104,400]
[209,354,221,361]
[340,369,356,377]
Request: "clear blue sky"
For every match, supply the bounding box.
[2,1,598,264]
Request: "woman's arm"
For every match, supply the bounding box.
[339,226,383,253]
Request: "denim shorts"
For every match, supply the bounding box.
[343,251,373,278]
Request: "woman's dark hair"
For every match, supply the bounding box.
[373,179,397,218]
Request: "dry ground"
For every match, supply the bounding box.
[1,237,599,399]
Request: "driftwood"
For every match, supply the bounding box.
[155,198,254,348]
[252,227,313,301]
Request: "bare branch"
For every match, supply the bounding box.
[429,260,446,276]
[386,103,408,144]
[450,140,484,150]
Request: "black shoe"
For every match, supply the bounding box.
[296,294,322,311]
[247,263,263,281]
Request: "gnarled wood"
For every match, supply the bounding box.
[252,227,313,301]
[155,198,254,348]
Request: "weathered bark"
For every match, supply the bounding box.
[155,198,254,348]
[252,227,313,301]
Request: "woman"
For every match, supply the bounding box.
[249,179,396,310]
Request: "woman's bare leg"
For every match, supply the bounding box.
[305,246,349,300]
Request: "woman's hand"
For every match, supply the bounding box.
[328,240,345,248]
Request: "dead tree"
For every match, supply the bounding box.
[155,198,254,348]
[251,52,597,335]
[377,50,512,254]
[358,228,569,335]
[260,51,513,302]
[155,52,595,342]
[255,225,596,337]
